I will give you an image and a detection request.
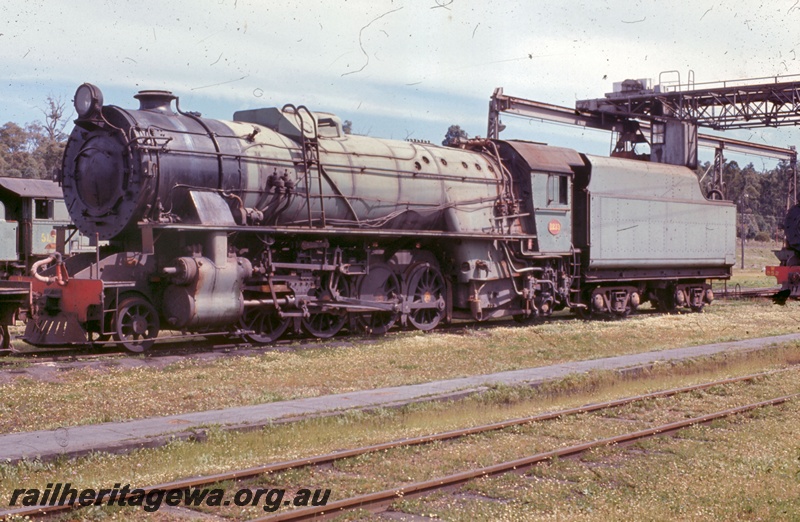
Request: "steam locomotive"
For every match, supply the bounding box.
[767,205,800,300]
[1,83,736,352]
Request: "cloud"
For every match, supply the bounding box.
[2,0,800,154]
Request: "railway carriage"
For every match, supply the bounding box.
[0,178,94,276]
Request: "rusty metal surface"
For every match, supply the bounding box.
[0,178,64,199]
[502,140,584,174]
[11,276,103,322]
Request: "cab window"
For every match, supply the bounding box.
[34,199,53,219]
[548,174,569,206]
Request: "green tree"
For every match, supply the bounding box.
[753,162,789,237]
[0,122,42,178]
[0,95,70,179]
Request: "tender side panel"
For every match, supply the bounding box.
[584,155,736,270]
[589,194,736,268]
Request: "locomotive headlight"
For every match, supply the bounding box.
[74,83,103,119]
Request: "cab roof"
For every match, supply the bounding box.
[0,178,63,199]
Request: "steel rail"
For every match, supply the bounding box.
[1,311,425,359]
[0,311,584,360]
[0,370,787,520]
[714,286,780,299]
[252,393,799,522]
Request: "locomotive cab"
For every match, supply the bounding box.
[527,163,573,253]
[0,178,83,274]
[493,140,583,254]
[446,140,587,321]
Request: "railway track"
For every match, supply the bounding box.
[0,313,583,365]
[259,394,796,522]
[0,289,785,378]
[1,369,792,520]
[713,285,780,299]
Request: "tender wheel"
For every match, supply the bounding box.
[613,307,632,319]
[114,296,159,352]
[354,263,400,335]
[405,264,446,331]
[302,276,349,339]
[611,292,635,319]
[574,288,596,319]
[241,307,291,345]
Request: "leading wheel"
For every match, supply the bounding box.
[114,296,159,352]
[405,264,446,331]
[241,307,291,345]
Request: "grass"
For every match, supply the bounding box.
[736,239,782,270]
[708,239,783,291]
[719,268,777,290]
[1,346,798,520]
[3,299,800,434]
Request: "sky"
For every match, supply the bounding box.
[3,0,800,167]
